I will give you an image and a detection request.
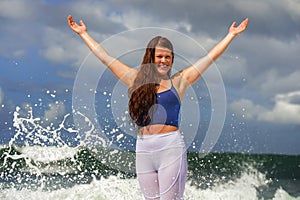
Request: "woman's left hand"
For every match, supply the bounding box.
[229,18,249,36]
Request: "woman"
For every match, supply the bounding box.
[68,15,248,199]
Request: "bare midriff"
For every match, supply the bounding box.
[139,124,178,135]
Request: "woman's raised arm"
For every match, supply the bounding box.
[67,15,137,87]
[174,18,248,96]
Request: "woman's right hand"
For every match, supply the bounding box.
[67,15,87,35]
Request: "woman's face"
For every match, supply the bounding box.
[154,46,173,77]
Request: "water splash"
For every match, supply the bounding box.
[0,104,136,194]
[12,106,78,146]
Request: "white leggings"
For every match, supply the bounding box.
[136,131,188,200]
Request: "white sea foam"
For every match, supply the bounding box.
[16,146,78,163]
[273,188,300,200]
[0,171,298,200]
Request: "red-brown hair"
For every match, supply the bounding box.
[128,36,174,127]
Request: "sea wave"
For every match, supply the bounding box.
[0,145,299,199]
[0,172,299,200]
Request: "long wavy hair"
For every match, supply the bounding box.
[128,36,174,127]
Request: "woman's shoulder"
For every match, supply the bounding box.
[171,71,183,90]
[170,70,190,100]
[171,70,183,83]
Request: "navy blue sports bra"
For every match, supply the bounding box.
[149,80,181,127]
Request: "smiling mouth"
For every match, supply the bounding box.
[157,64,169,69]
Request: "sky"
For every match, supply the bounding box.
[0,0,299,155]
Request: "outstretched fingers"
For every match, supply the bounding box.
[79,20,85,26]
[67,15,77,28]
[239,18,249,30]
[230,18,248,35]
[67,15,87,34]
[231,21,237,29]
[68,15,74,24]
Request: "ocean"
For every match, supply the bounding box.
[0,106,299,200]
[0,145,299,200]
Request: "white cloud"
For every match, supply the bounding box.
[258,70,300,97]
[40,1,126,68]
[233,34,300,100]
[0,0,42,58]
[258,91,300,125]
[107,8,193,33]
[43,101,66,125]
[217,55,248,85]
[16,102,66,128]
[0,0,37,20]
[229,98,266,120]
[286,0,300,21]
[40,26,90,66]
[230,91,300,125]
